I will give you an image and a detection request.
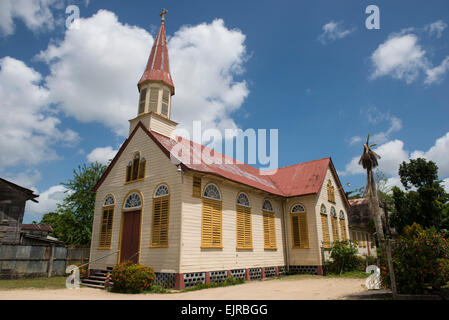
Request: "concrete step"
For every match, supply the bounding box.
[80,282,105,289]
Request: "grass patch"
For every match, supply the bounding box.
[181,277,245,292]
[0,277,67,290]
[142,285,171,294]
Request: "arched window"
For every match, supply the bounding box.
[263,200,274,212]
[104,195,115,206]
[320,203,330,248]
[201,184,222,248]
[237,193,250,207]
[203,184,221,200]
[123,192,142,210]
[339,210,347,240]
[151,184,170,247]
[99,194,115,249]
[327,180,336,203]
[330,207,339,242]
[154,184,169,197]
[126,152,146,183]
[236,193,252,249]
[262,200,276,249]
[291,204,309,248]
[320,204,327,214]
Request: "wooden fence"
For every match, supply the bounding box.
[0,244,90,279]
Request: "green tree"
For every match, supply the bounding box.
[390,158,449,233]
[39,162,107,246]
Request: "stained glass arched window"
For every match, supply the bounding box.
[236,193,250,207]
[203,184,221,201]
[291,204,306,213]
[330,207,337,217]
[320,204,327,214]
[263,200,274,212]
[124,192,142,209]
[104,195,115,206]
[154,184,169,198]
[339,210,345,219]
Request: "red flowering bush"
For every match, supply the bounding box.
[110,261,156,293]
[380,223,449,294]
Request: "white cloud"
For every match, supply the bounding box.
[0,57,79,169]
[411,132,449,176]
[370,29,449,85]
[443,178,449,193]
[38,12,250,138]
[26,185,67,219]
[371,116,402,144]
[425,56,449,85]
[370,33,427,83]
[349,107,402,146]
[4,169,42,189]
[349,136,362,145]
[87,146,118,165]
[318,20,354,44]
[169,19,249,134]
[38,10,154,137]
[342,132,449,192]
[425,20,447,38]
[0,0,61,36]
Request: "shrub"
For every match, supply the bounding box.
[325,240,360,274]
[380,223,449,294]
[110,261,156,293]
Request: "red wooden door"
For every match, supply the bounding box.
[120,210,141,264]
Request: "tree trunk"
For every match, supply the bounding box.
[367,169,397,299]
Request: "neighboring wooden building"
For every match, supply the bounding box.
[88,13,352,289]
[347,198,377,257]
[0,178,39,244]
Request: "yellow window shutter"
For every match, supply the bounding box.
[321,214,330,248]
[339,219,347,240]
[236,205,252,249]
[263,211,276,249]
[331,216,339,242]
[151,195,169,247]
[298,212,309,248]
[99,207,114,248]
[202,198,222,248]
[291,215,301,248]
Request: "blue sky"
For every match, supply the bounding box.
[0,0,448,223]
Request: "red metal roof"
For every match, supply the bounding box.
[138,19,175,94]
[147,127,340,199]
[93,122,350,207]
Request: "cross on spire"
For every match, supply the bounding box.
[160,9,168,22]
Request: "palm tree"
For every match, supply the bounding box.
[359,134,397,298]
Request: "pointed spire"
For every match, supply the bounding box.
[138,9,175,94]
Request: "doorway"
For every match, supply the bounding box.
[119,210,141,264]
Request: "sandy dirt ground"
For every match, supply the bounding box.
[0,277,368,300]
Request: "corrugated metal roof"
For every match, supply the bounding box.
[149,129,332,198]
[138,19,174,94]
[94,122,350,207]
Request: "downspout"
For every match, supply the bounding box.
[282,199,290,272]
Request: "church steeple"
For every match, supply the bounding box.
[138,9,175,95]
[129,9,178,138]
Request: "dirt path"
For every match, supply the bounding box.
[0,276,368,300]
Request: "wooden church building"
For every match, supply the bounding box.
[88,12,351,289]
